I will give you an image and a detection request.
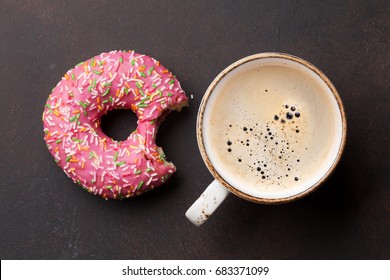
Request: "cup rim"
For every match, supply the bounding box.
[196,52,347,204]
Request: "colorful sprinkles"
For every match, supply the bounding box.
[42,50,188,199]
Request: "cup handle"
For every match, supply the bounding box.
[185,179,230,226]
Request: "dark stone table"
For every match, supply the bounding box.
[1,0,389,259]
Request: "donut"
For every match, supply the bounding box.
[43,50,188,199]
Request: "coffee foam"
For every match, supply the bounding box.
[202,58,343,199]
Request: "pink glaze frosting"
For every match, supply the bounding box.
[43,50,188,199]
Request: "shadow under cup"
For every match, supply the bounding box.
[197,53,347,204]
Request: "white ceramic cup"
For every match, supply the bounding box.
[186,53,347,226]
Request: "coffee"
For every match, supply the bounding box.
[202,59,343,199]
[187,53,346,226]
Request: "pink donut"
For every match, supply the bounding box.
[43,50,188,199]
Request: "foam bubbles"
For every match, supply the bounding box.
[224,103,305,186]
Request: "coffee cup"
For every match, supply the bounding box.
[186,53,346,226]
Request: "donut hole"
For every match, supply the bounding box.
[100,109,138,141]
